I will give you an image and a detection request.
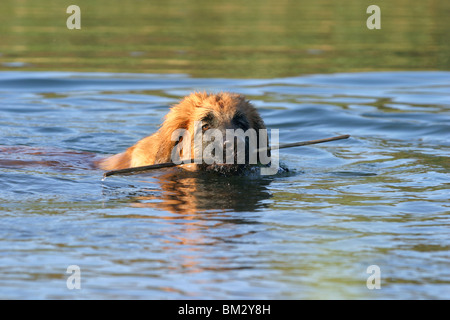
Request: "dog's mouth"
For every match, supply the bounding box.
[197,145,251,175]
[181,134,268,175]
[199,162,249,175]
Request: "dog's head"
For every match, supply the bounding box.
[156,92,267,173]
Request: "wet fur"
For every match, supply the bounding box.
[98,92,266,172]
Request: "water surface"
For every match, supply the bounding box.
[0,71,449,299]
[1,0,449,77]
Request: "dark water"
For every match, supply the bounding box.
[0,71,449,299]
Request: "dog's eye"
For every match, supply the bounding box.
[201,112,214,131]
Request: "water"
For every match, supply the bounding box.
[2,0,450,78]
[0,71,449,299]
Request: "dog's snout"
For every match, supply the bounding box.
[222,136,248,164]
[223,139,234,153]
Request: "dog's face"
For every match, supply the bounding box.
[156,92,267,173]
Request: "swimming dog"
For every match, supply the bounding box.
[98,92,268,174]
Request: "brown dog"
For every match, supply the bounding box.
[98,92,267,173]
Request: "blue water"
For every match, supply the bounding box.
[0,71,449,299]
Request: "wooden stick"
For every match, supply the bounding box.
[256,134,350,152]
[102,134,350,179]
[102,161,181,179]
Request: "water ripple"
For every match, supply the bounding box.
[0,71,449,299]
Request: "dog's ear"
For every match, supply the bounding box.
[250,112,266,132]
[241,99,265,130]
[252,113,270,157]
[154,100,193,163]
[244,101,270,158]
[234,95,265,132]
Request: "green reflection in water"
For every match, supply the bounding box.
[1,0,449,77]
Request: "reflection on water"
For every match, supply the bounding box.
[1,0,449,77]
[102,168,273,214]
[0,71,449,299]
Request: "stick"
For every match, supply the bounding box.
[102,134,350,179]
[256,134,350,152]
[102,161,181,179]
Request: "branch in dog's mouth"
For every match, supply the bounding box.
[255,134,351,153]
[101,134,350,180]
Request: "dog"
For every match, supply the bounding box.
[98,92,268,174]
